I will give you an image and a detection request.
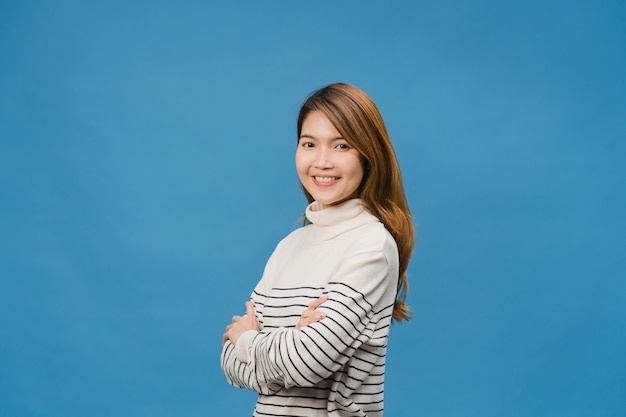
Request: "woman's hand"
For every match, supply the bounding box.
[222,301,260,346]
[296,295,329,330]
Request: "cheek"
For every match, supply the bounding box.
[295,151,309,176]
[348,156,365,184]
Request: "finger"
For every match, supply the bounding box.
[303,311,326,323]
[245,301,255,317]
[308,295,329,310]
[296,311,326,330]
[314,311,326,321]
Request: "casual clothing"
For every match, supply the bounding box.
[221,198,399,417]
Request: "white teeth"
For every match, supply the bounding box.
[315,176,337,183]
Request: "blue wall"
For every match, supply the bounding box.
[1,1,624,416]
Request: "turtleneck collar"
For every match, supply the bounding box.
[304,198,379,242]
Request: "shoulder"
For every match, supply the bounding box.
[350,220,399,261]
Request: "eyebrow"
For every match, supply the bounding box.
[298,134,345,141]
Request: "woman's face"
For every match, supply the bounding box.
[296,111,364,209]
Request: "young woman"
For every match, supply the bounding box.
[221,82,415,417]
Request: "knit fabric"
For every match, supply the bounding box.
[221,198,399,416]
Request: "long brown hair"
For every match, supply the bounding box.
[297,82,415,322]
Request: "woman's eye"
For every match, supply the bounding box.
[301,141,314,148]
[336,143,349,150]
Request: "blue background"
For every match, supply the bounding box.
[1,1,625,416]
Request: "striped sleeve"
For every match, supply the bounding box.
[220,339,283,395]
[248,247,396,389]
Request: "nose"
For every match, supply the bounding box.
[313,147,333,169]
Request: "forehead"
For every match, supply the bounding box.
[300,111,342,138]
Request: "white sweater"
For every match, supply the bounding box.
[220,199,399,417]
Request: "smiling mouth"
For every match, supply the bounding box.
[314,176,338,183]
